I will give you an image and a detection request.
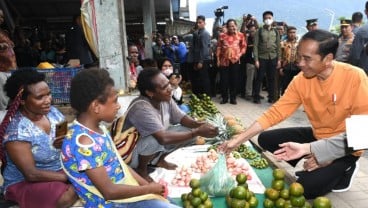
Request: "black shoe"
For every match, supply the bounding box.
[253,99,261,104]
[220,99,228,104]
[230,99,237,105]
[268,99,274,103]
[332,162,359,192]
[244,95,253,101]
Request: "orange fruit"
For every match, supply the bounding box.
[272,179,285,191]
[189,179,200,189]
[273,169,286,180]
[302,201,312,208]
[244,189,251,201]
[182,200,191,208]
[284,200,293,208]
[203,199,213,208]
[199,191,208,202]
[181,193,188,201]
[313,196,332,208]
[263,198,275,208]
[248,196,258,208]
[232,186,247,199]
[289,182,304,197]
[265,188,280,201]
[290,195,306,207]
[192,188,202,197]
[232,124,244,134]
[187,193,194,201]
[236,173,247,185]
[195,136,206,145]
[227,119,238,126]
[190,197,202,207]
[229,188,235,198]
[275,198,286,208]
[239,182,248,190]
[230,199,246,208]
[279,188,290,199]
[225,194,232,207]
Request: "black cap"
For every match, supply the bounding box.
[306,18,318,26]
[340,19,352,26]
[276,22,284,26]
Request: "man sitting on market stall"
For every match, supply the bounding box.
[121,68,219,181]
[220,29,368,199]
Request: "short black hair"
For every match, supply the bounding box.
[287,26,297,32]
[352,12,363,23]
[141,58,158,68]
[197,15,206,22]
[70,68,114,113]
[157,58,173,70]
[226,19,237,27]
[300,29,338,59]
[366,1,368,10]
[137,67,161,97]
[263,11,274,18]
[4,68,45,101]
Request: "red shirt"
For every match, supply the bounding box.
[216,32,246,67]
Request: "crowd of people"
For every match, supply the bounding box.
[1,1,368,207]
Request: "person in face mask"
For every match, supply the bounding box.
[253,10,281,104]
[159,58,183,105]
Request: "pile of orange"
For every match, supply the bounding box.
[225,173,259,208]
[181,179,213,208]
[263,169,332,208]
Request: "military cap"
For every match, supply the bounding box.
[306,18,318,26]
[340,19,352,26]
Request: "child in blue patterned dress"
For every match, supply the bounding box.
[61,68,180,208]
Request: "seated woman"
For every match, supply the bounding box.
[122,68,219,181]
[61,68,180,208]
[0,68,78,208]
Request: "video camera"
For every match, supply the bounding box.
[214,6,228,18]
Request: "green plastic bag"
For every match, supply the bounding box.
[199,153,236,196]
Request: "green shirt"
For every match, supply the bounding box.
[253,26,281,61]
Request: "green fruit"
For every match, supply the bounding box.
[272,179,285,191]
[199,191,208,202]
[230,199,246,208]
[263,198,274,208]
[190,197,202,207]
[232,186,247,200]
[290,195,306,207]
[279,189,290,199]
[273,168,286,180]
[248,196,258,208]
[181,193,188,201]
[275,198,286,208]
[313,196,332,208]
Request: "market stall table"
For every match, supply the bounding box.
[149,143,274,208]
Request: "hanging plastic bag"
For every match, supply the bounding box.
[199,153,236,196]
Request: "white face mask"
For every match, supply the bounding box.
[162,68,173,77]
[264,19,273,26]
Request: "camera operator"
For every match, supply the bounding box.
[241,14,259,34]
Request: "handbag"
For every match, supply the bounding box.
[110,100,148,163]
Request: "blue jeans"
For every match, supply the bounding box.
[111,199,181,208]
